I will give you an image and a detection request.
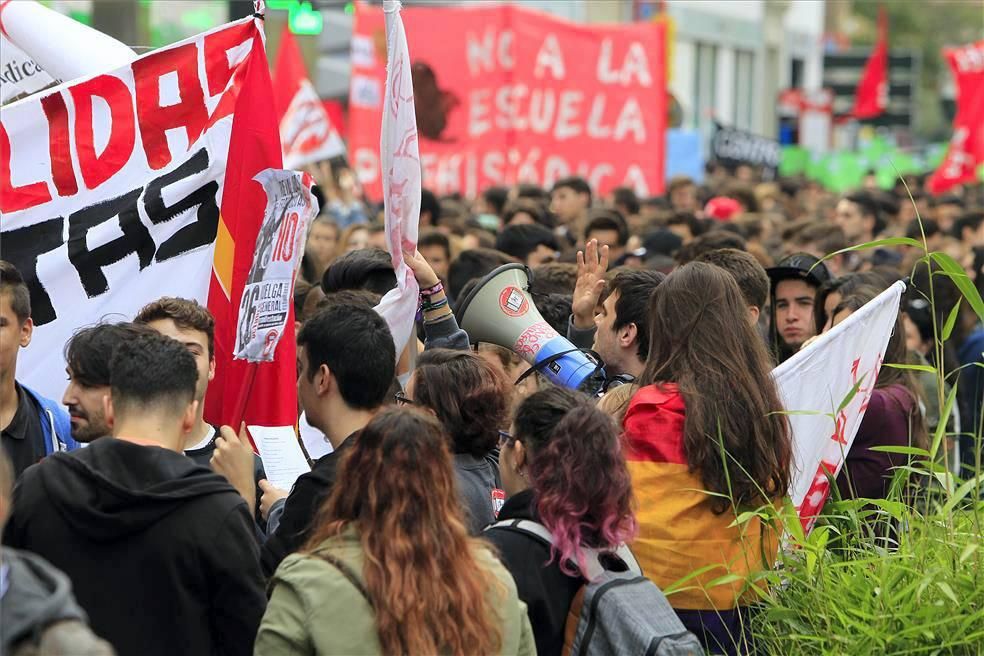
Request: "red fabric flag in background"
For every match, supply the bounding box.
[852,7,889,120]
[205,28,297,431]
[273,25,346,169]
[929,40,984,195]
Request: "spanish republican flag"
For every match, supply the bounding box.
[622,384,778,611]
[204,22,298,431]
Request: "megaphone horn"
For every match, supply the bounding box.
[456,264,604,390]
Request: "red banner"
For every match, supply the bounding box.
[929,40,984,195]
[349,3,666,200]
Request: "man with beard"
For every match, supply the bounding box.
[63,322,154,443]
[3,331,266,656]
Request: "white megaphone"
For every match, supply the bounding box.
[456,264,605,391]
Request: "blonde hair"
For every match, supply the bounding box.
[597,384,637,427]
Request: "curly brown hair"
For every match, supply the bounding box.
[412,349,510,458]
[306,408,504,655]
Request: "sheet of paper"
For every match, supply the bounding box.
[249,425,312,492]
[299,411,333,460]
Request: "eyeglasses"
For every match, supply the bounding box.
[498,430,514,447]
[394,391,417,406]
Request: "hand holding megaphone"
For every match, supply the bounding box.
[456,264,605,392]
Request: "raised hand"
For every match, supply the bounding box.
[573,239,609,329]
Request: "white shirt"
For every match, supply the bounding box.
[184,425,216,452]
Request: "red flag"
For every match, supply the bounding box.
[929,40,984,195]
[273,25,345,169]
[852,7,889,120]
[205,29,297,431]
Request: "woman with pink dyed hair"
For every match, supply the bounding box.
[485,387,637,656]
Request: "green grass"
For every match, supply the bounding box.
[681,188,984,654]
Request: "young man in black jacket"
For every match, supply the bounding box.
[259,303,396,578]
[134,297,267,513]
[3,332,265,656]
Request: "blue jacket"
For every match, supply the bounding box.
[23,385,78,456]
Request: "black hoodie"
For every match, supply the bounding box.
[2,438,266,656]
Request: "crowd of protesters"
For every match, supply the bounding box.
[1,161,982,655]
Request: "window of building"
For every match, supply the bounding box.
[694,42,717,130]
[733,49,754,131]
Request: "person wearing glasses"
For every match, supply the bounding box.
[485,387,637,656]
[400,349,510,534]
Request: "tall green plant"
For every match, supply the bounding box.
[747,186,984,654]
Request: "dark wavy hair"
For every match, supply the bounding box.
[412,349,510,458]
[640,262,792,513]
[306,409,503,655]
[513,387,637,577]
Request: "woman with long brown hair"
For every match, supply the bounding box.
[255,408,535,656]
[624,261,792,655]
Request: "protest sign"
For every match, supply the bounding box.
[234,169,317,363]
[929,40,984,194]
[1,15,298,434]
[773,281,904,533]
[711,122,781,177]
[273,25,346,170]
[665,129,704,183]
[349,2,666,200]
[779,145,810,177]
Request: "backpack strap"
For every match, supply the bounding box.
[486,519,642,579]
[314,551,373,609]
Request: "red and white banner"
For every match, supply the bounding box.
[928,40,984,195]
[0,16,298,435]
[273,25,346,170]
[373,0,420,360]
[349,2,666,200]
[773,281,904,533]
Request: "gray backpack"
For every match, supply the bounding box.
[488,519,703,656]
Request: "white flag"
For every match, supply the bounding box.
[373,0,421,359]
[773,281,905,533]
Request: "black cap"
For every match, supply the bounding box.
[642,228,683,257]
[766,252,832,288]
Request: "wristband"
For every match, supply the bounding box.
[419,281,444,298]
[421,297,449,312]
[424,310,454,325]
